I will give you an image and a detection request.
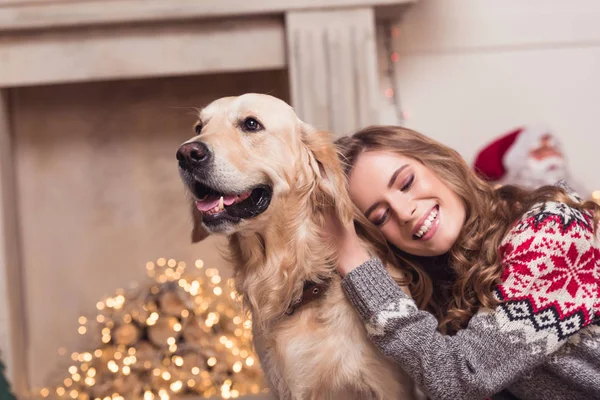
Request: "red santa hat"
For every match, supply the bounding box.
[473,125,558,182]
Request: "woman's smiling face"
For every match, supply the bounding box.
[348,151,466,257]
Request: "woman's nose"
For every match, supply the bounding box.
[390,195,417,224]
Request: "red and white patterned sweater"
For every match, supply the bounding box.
[342,188,600,400]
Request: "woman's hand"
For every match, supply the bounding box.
[322,211,372,276]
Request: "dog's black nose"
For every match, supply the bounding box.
[176,141,212,169]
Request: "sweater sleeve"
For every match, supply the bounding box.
[341,202,599,400]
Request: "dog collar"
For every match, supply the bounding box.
[284,277,333,316]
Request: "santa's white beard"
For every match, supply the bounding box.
[509,156,569,189]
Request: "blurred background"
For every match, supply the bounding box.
[0,0,599,399]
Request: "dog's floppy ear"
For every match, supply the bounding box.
[301,123,354,225]
[190,201,210,243]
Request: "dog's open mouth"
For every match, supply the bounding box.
[191,180,272,225]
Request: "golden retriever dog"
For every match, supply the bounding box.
[176,94,418,399]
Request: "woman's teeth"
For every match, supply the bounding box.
[415,208,438,238]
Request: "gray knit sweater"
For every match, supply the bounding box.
[342,199,600,400]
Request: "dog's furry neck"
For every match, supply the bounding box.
[228,182,335,332]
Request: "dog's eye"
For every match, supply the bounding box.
[242,117,263,132]
[194,122,203,134]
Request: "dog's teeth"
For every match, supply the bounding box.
[218,196,224,210]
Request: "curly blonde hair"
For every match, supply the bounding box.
[335,126,599,334]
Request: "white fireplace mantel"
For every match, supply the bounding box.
[0,0,416,395]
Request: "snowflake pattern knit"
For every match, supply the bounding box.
[342,193,600,400]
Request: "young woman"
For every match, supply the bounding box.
[327,126,600,400]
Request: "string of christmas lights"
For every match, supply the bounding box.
[37,258,266,400]
[379,22,406,125]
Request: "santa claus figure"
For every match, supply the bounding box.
[473,125,587,195]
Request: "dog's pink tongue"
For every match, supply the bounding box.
[196,196,220,212]
[223,195,237,206]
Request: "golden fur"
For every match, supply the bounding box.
[180,95,418,399]
[336,125,600,334]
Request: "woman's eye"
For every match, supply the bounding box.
[401,174,415,191]
[374,210,389,227]
[242,117,263,132]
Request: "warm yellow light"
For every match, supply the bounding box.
[72,373,81,382]
[63,378,73,387]
[157,258,167,267]
[205,268,217,277]
[231,390,240,398]
[70,389,78,399]
[195,259,204,268]
[181,310,189,318]
[106,298,115,308]
[56,387,66,396]
[78,316,87,324]
[144,391,154,400]
[87,367,96,377]
[170,381,183,392]
[102,335,111,343]
[240,350,248,358]
[96,302,105,310]
[40,388,50,397]
[167,259,177,267]
[233,316,241,324]
[94,349,102,357]
[187,379,196,387]
[114,352,122,360]
[162,371,171,380]
[173,356,184,367]
[246,356,255,366]
[207,357,217,367]
[167,337,176,345]
[107,361,119,373]
[123,314,132,323]
[83,352,93,362]
[96,315,105,323]
[593,190,600,200]
[85,377,95,386]
[169,344,177,352]
[68,366,77,374]
[158,390,169,400]
[191,367,200,375]
[146,262,155,271]
[233,361,242,373]
[211,275,221,284]
[122,366,131,375]
[173,323,182,332]
[128,347,136,355]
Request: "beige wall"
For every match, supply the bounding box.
[11,70,289,387]
[393,0,600,193]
